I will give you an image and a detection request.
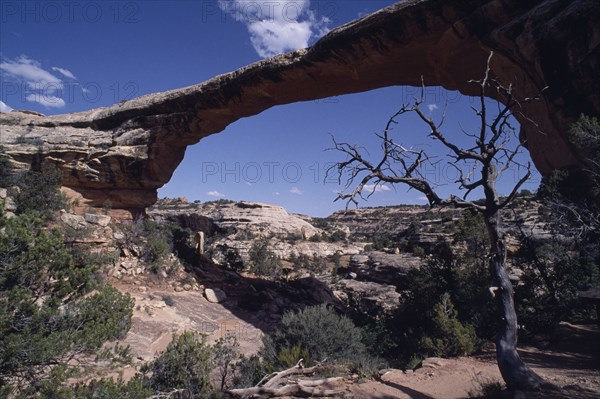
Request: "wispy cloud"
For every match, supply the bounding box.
[290,187,304,195]
[273,191,281,196]
[0,101,13,113]
[52,66,76,80]
[207,190,226,197]
[363,183,391,193]
[25,94,66,108]
[0,55,76,109]
[218,0,330,58]
[0,55,63,90]
[427,103,438,113]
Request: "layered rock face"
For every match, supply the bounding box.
[1,0,598,214]
[150,200,320,239]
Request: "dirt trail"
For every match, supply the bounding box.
[346,323,600,399]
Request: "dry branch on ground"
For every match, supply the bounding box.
[227,359,346,398]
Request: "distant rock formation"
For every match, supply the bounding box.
[1,0,598,216]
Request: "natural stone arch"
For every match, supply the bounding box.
[1,0,598,216]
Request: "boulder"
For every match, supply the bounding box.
[204,288,227,303]
[60,212,87,229]
[84,213,112,226]
[336,279,401,317]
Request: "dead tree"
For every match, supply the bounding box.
[227,359,345,398]
[328,52,547,391]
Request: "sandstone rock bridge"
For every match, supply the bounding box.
[1,0,599,216]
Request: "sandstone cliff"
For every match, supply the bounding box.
[1,0,598,215]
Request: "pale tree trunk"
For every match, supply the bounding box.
[485,207,546,390]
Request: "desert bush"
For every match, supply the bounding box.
[516,236,599,333]
[232,355,268,389]
[419,293,479,357]
[468,374,504,398]
[0,210,134,397]
[248,238,281,277]
[37,376,152,399]
[143,331,213,398]
[261,304,368,369]
[275,344,311,368]
[212,334,242,391]
[0,146,12,187]
[15,166,66,216]
[141,219,173,267]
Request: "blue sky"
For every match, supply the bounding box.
[0,1,539,216]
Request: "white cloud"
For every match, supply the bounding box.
[207,190,226,197]
[52,66,76,80]
[0,101,13,113]
[219,0,330,58]
[0,56,76,109]
[0,55,63,90]
[248,19,314,58]
[417,196,429,202]
[427,103,438,112]
[363,183,391,193]
[290,187,304,195]
[273,192,281,196]
[25,94,66,108]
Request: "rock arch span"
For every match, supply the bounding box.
[1,0,599,216]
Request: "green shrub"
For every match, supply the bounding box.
[468,374,504,398]
[0,146,12,187]
[102,199,112,214]
[261,304,367,368]
[212,334,241,391]
[40,376,152,399]
[15,166,66,216]
[248,239,281,277]
[232,355,268,389]
[419,293,478,357]
[276,344,311,368]
[0,211,134,397]
[141,220,173,267]
[516,239,599,333]
[143,331,213,398]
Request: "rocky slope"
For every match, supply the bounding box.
[325,196,552,244]
[144,196,552,320]
[148,199,365,264]
[1,0,598,215]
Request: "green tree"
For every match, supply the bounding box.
[0,146,12,187]
[143,331,213,398]
[420,293,478,357]
[15,167,65,216]
[0,211,133,397]
[212,334,241,391]
[248,239,281,277]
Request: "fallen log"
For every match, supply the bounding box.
[227,359,346,398]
